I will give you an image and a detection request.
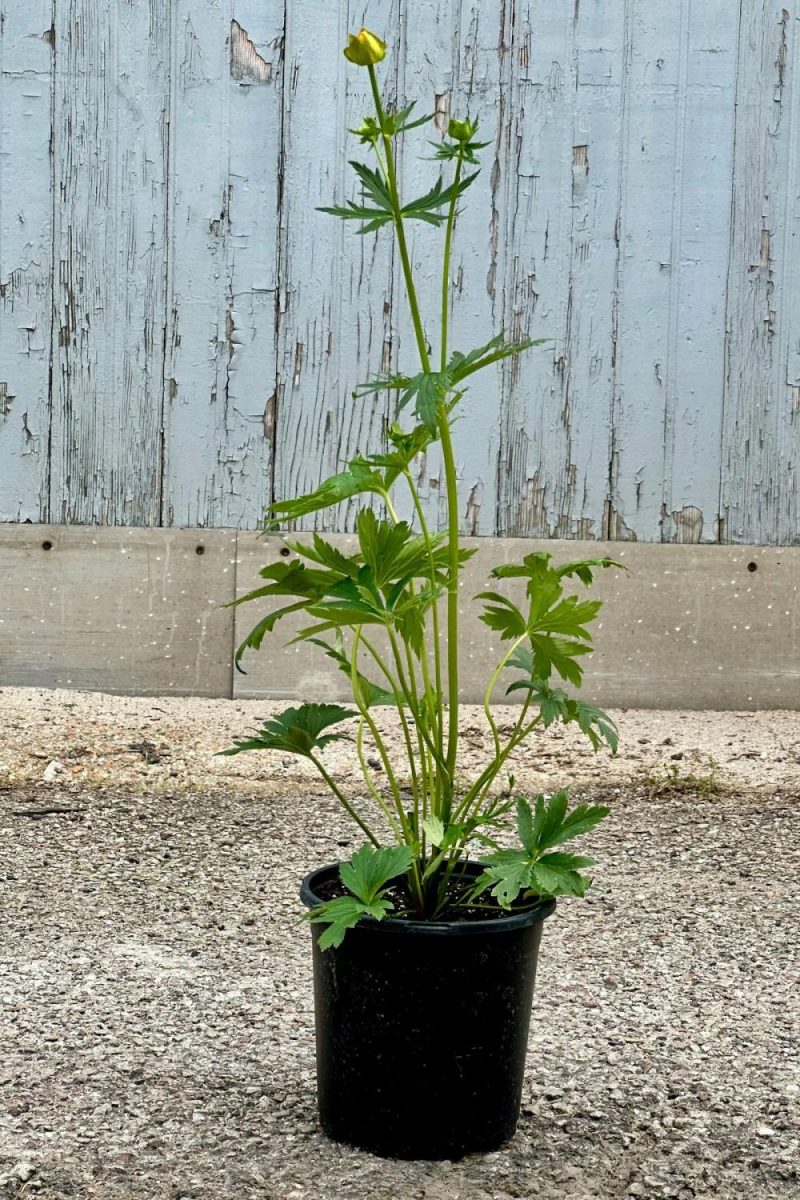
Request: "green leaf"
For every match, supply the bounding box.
[308,895,393,950]
[430,124,491,165]
[446,332,545,385]
[538,790,570,849]
[516,796,535,856]
[567,701,619,754]
[231,559,345,670]
[400,170,479,226]
[287,535,361,578]
[556,556,623,585]
[540,800,610,848]
[476,591,528,640]
[265,459,387,526]
[538,851,597,871]
[217,703,357,760]
[339,843,414,904]
[531,862,589,897]
[422,815,445,847]
[383,101,435,136]
[522,634,588,686]
[398,370,453,430]
[474,854,534,909]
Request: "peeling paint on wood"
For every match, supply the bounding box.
[48,0,171,525]
[162,0,280,528]
[721,1,800,545]
[0,2,53,521]
[230,19,274,85]
[0,1,798,544]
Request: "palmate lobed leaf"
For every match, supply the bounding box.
[217,703,357,760]
[309,895,393,950]
[339,843,414,904]
[475,791,610,908]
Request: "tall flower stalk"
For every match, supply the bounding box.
[221,30,619,945]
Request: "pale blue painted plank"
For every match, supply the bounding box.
[496,1,579,537]
[49,0,171,525]
[162,0,281,528]
[721,2,800,545]
[661,0,739,543]
[608,1,684,541]
[0,3,53,521]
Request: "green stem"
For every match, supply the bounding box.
[368,64,460,814]
[308,754,380,847]
[349,630,409,824]
[482,633,529,760]
[436,151,465,799]
[368,64,430,373]
[402,469,444,753]
[440,155,464,372]
[438,412,461,796]
[383,489,440,801]
[453,710,542,826]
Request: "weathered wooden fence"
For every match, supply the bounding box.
[1,1,799,543]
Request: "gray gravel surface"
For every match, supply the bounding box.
[1,690,799,1199]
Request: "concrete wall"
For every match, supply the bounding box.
[1,2,799,544]
[1,527,798,708]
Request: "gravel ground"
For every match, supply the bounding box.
[1,687,799,1199]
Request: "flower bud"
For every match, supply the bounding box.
[447,117,477,143]
[343,28,387,67]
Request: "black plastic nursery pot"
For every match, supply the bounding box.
[300,862,556,1160]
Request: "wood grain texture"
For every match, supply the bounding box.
[162,0,280,528]
[496,2,616,539]
[609,0,740,544]
[0,2,54,521]
[0,1,798,544]
[48,0,171,524]
[721,1,800,545]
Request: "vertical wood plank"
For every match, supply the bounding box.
[49,0,172,525]
[162,0,281,529]
[659,0,739,543]
[495,1,580,537]
[269,0,400,533]
[499,0,620,540]
[721,1,800,545]
[391,0,505,535]
[0,2,54,521]
[608,1,685,541]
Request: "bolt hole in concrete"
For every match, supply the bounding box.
[195,545,205,556]
[280,546,291,557]
[747,561,758,573]
[41,540,53,551]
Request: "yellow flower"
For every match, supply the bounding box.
[343,28,387,67]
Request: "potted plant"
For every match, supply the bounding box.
[221,28,618,1161]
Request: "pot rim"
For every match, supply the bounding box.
[299,860,557,937]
